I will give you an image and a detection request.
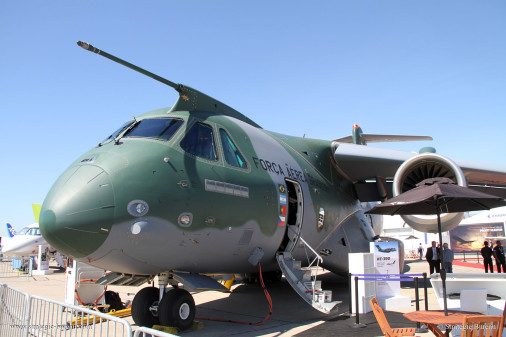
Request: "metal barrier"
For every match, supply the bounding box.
[29,295,133,337]
[0,282,179,337]
[0,256,33,278]
[0,283,30,337]
[454,250,481,263]
[134,327,179,337]
[349,273,428,329]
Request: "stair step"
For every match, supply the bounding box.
[276,252,340,314]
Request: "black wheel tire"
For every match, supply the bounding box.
[263,270,282,284]
[131,287,160,328]
[158,288,195,331]
[242,273,259,284]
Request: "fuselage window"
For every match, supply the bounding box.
[219,129,248,169]
[123,118,183,141]
[180,122,217,161]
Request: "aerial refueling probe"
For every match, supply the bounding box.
[77,41,184,92]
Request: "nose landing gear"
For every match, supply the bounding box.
[158,288,195,330]
[131,287,160,328]
[131,273,196,331]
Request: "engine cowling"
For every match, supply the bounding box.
[392,153,467,233]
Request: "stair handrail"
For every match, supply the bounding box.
[287,226,323,267]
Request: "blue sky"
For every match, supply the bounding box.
[1,1,505,236]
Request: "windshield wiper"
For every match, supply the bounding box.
[114,118,138,145]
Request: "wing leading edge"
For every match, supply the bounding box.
[332,142,506,200]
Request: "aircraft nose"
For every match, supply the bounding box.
[39,165,115,258]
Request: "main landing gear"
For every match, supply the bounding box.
[131,273,196,331]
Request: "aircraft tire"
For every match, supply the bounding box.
[243,270,282,284]
[131,287,160,328]
[158,288,195,331]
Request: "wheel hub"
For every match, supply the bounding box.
[179,303,190,320]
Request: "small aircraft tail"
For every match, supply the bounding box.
[32,203,41,223]
[6,223,16,238]
[335,124,432,145]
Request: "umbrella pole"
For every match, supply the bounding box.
[437,212,448,316]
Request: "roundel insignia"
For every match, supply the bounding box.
[278,184,286,194]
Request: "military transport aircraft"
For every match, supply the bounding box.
[375,245,397,253]
[39,42,506,330]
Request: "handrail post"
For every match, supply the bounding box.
[355,276,359,324]
[348,273,352,315]
[415,276,429,333]
[423,272,429,311]
[415,277,421,328]
[463,250,466,262]
[351,275,366,328]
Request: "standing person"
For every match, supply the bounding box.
[442,243,454,273]
[425,241,441,274]
[481,241,494,273]
[493,240,506,273]
[418,243,424,260]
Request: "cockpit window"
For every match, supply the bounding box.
[123,118,183,141]
[180,123,217,161]
[219,129,248,169]
[101,120,135,145]
[18,227,40,236]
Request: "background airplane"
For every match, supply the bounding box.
[38,42,506,330]
[453,235,475,245]
[2,204,48,257]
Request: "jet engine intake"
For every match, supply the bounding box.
[392,153,467,233]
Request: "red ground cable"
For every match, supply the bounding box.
[195,262,273,326]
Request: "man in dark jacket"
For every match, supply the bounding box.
[425,241,441,274]
[481,241,494,273]
[493,240,506,273]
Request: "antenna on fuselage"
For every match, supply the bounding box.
[77,41,261,128]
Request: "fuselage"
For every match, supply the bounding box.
[39,108,375,276]
[2,223,47,257]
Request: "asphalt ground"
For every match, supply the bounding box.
[0,258,486,337]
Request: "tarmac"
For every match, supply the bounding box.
[0,258,487,337]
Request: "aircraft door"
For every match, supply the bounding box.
[278,179,304,252]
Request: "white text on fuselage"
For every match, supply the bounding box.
[252,157,306,183]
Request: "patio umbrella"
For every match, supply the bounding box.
[404,235,419,254]
[366,177,506,315]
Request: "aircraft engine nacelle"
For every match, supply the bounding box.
[392,153,467,233]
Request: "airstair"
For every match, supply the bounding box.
[276,234,341,314]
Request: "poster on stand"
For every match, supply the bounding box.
[370,241,400,298]
[449,222,505,250]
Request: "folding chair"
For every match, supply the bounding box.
[461,315,502,337]
[369,297,416,337]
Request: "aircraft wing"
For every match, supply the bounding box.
[332,143,415,182]
[452,158,506,187]
[332,142,506,199]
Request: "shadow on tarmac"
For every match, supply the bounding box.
[178,271,417,337]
